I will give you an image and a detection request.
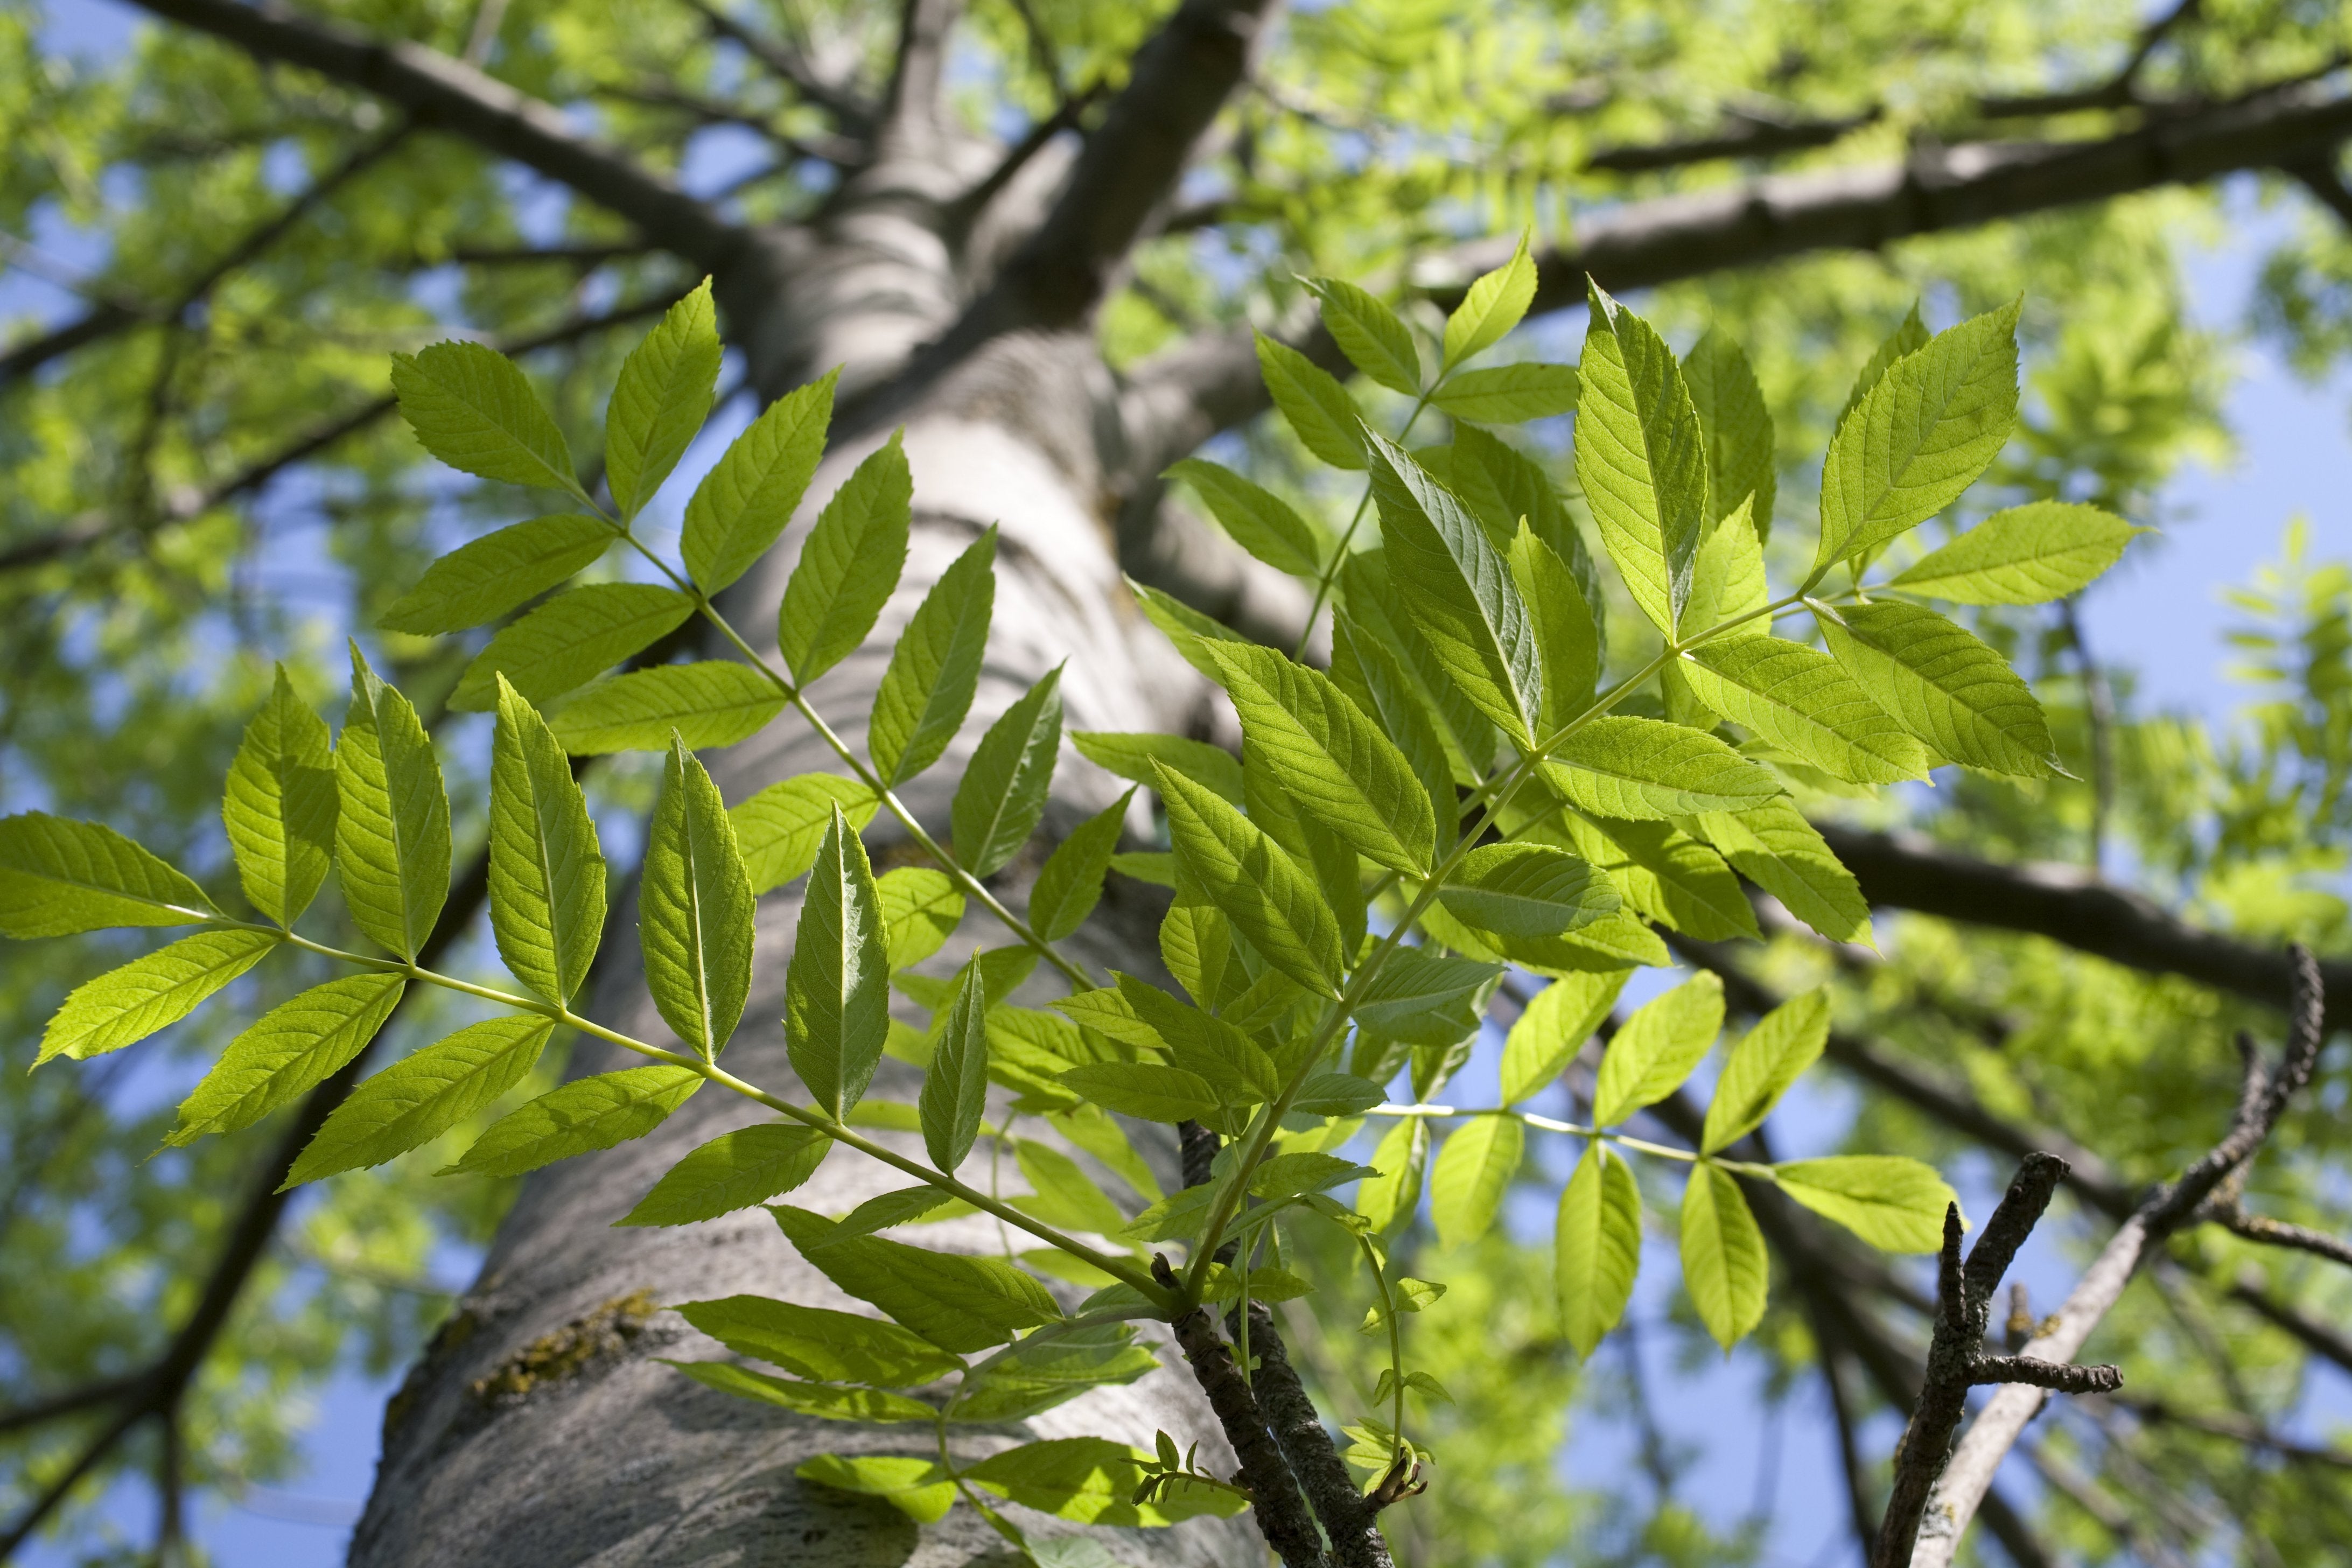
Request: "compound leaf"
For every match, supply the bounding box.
[1592,972,1724,1127]
[606,280,722,519]
[682,369,838,594]
[785,805,891,1117]
[452,1065,703,1177]
[1702,988,1830,1154]
[169,971,406,1144]
[951,667,1063,877]
[289,1014,552,1185]
[778,430,912,683]
[223,667,337,924]
[1577,282,1707,636]
[451,584,696,712]
[391,339,574,493]
[1680,1163,1768,1349]
[870,528,996,786]
[338,648,450,961]
[620,1123,832,1226]
[546,662,785,754]
[39,928,276,1065]
[490,677,607,1005]
[1556,1142,1642,1357]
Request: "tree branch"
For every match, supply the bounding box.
[122,0,751,274]
[684,0,877,136]
[1910,948,2328,1566]
[1971,0,2204,121]
[2200,1203,2352,1268]
[878,0,960,157]
[1581,104,1884,174]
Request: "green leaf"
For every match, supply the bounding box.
[786,804,891,1117]
[1837,301,1930,427]
[1255,332,1365,469]
[1438,426,1605,634]
[968,1437,1244,1527]
[1357,1117,1427,1233]
[1165,458,1327,578]
[1013,1139,1129,1235]
[1892,501,2144,604]
[1679,636,1931,785]
[1328,613,1457,853]
[665,1359,937,1422]
[1292,1071,1384,1117]
[489,678,607,1006]
[39,928,276,1065]
[1339,549,1497,785]
[778,430,913,682]
[951,1323,1158,1423]
[795,1455,956,1524]
[1030,791,1130,942]
[1442,230,1537,369]
[379,513,615,635]
[1679,1163,1768,1350]
[288,1015,551,1185]
[1058,1061,1221,1124]
[1430,362,1578,423]
[1157,864,1231,1010]
[606,281,722,518]
[1556,1142,1642,1357]
[1367,434,1544,747]
[1821,600,2061,776]
[1682,327,1776,538]
[1310,276,1423,394]
[870,527,996,786]
[451,1065,702,1177]
[337,648,451,960]
[1577,281,1708,636]
[391,339,574,493]
[1153,763,1343,997]
[1440,842,1616,940]
[1592,972,1724,1126]
[1681,496,1770,642]
[619,1123,832,1226]
[1700,987,1830,1154]
[1543,716,1784,820]
[0,813,219,939]
[1815,298,2021,575]
[1499,969,1629,1104]
[921,964,990,1172]
[1508,523,1599,728]
[1548,813,1758,943]
[769,1205,1061,1352]
[1072,731,1242,804]
[951,667,1063,876]
[877,867,963,969]
[1429,1115,1523,1247]
[544,662,786,754]
[450,584,697,712]
[730,774,879,894]
[682,369,838,594]
[1200,641,1434,874]
[1127,575,1248,682]
[642,738,755,1057]
[1688,801,1873,948]
[169,972,405,1144]
[1052,1103,1163,1203]
[223,667,337,925]
[677,1293,963,1384]
[1107,973,1279,1101]
[1772,1155,1956,1253]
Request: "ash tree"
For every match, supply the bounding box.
[3,3,2351,1566]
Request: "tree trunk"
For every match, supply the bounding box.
[347,187,1259,1567]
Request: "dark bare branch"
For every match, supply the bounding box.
[1970,1356,2125,1393]
[685,0,877,135]
[2285,151,2352,228]
[123,0,750,273]
[1582,104,1883,173]
[2202,1205,2352,1268]
[1973,0,2205,120]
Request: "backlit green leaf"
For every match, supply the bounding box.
[545,662,785,754]
[769,1205,1060,1352]
[1012,1139,1129,1235]
[222,667,336,925]
[1543,716,1783,820]
[169,971,406,1144]
[1682,327,1776,538]
[682,369,838,594]
[1153,763,1343,997]
[1166,458,1327,578]
[1556,1142,1642,1357]
[337,648,450,960]
[1430,1115,1522,1247]
[39,928,276,1065]
[1772,1155,1956,1252]
[1592,972,1724,1126]
[490,677,607,1005]
[1440,841,1616,939]
[1507,522,1599,727]
[676,1293,962,1384]
[619,1123,832,1226]
[1431,362,1579,423]
[606,280,721,519]
[1679,636,1930,785]
[1499,969,1628,1104]
[921,964,989,1172]
[1680,1163,1768,1349]
[1681,497,1769,642]
[1891,500,2143,604]
[1441,230,1537,370]
[1836,302,1929,427]
[1256,332,1366,469]
[1339,549,1497,784]
[391,339,574,493]
[968,1437,1245,1526]
[0,813,218,938]
[951,667,1063,877]
[1577,282,1707,636]
[1030,790,1131,942]
[1311,276,1423,394]
[1548,813,1758,942]
[666,1359,938,1422]
[1329,612,1457,852]
[1357,1117,1427,1233]
[877,867,962,969]
[1688,801,1873,948]
[288,1014,551,1185]
[794,1455,955,1523]
[785,805,891,1117]
[778,430,912,682]
[950,1323,1158,1423]
[1058,1061,1221,1124]
[1702,988,1830,1153]
[1815,298,2021,575]
[1072,730,1242,804]
[379,515,616,636]
[643,739,755,1056]
[870,527,996,785]
[452,1065,702,1177]
[450,584,697,711]
[729,774,878,893]
[1821,600,2060,776]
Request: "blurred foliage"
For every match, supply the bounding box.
[4,0,2352,1563]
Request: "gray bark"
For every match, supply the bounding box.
[348,145,1261,1568]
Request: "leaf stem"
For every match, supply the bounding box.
[1357,1102,1773,1175]
[1291,386,1437,661]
